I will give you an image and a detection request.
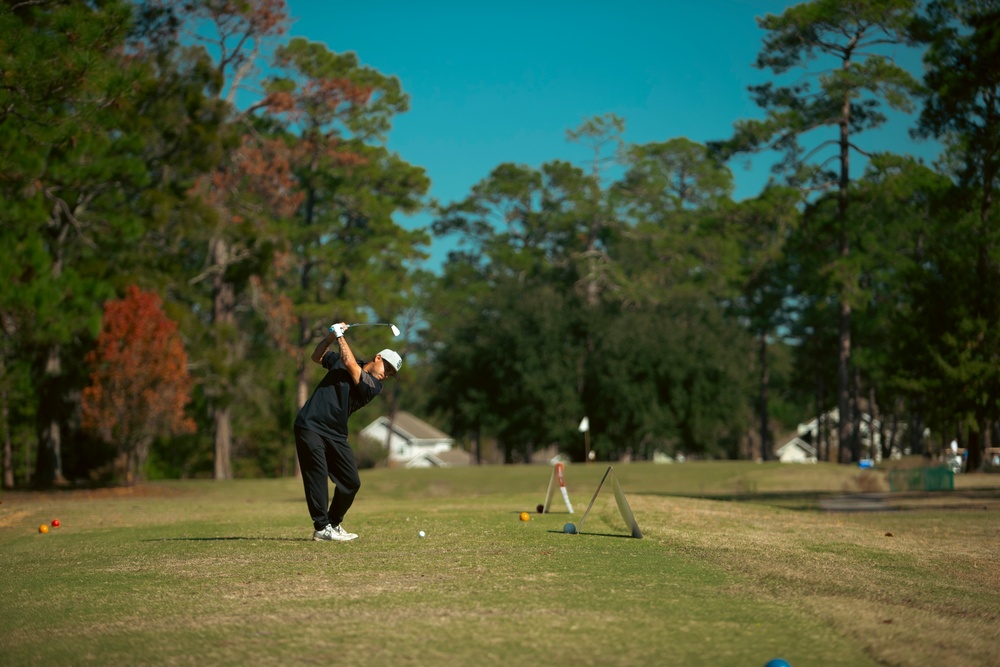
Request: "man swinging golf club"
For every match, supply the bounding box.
[294,321,402,541]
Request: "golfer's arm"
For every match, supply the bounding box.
[310,329,362,383]
[336,335,363,384]
[310,332,337,365]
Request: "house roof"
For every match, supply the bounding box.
[777,437,817,457]
[404,448,473,468]
[380,411,452,442]
[432,448,473,465]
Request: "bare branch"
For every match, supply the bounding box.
[802,138,840,163]
[803,179,837,195]
[225,40,259,106]
[848,142,875,158]
[187,247,253,285]
[43,188,98,249]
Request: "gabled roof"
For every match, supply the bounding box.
[777,437,817,457]
[374,411,451,441]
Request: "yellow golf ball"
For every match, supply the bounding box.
[519,512,530,522]
[38,524,49,534]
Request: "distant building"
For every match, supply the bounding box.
[774,406,908,462]
[775,437,818,463]
[359,411,471,468]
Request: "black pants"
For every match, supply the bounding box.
[294,426,361,531]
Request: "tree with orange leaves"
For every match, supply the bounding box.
[81,286,196,483]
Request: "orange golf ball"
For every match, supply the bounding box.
[519,511,530,522]
[38,524,49,534]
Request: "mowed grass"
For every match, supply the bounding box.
[2,462,999,667]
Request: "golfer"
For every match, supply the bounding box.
[294,322,402,541]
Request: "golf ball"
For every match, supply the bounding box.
[38,524,49,534]
[536,504,544,513]
[563,522,577,534]
[51,519,60,527]
[519,512,530,522]
[418,530,425,537]
[765,660,791,667]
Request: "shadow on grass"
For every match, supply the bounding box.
[544,530,636,539]
[642,489,832,511]
[641,487,1000,512]
[143,537,307,542]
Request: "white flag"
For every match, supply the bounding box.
[578,416,589,432]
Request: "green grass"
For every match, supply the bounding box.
[2,462,998,666]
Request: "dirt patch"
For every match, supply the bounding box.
[0,509,32,528]
[2,483,186,502]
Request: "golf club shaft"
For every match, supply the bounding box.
[346,322,401,336]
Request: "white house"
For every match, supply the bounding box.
[402,448,475,469]
[797,408,883,450]
[775,437,818,463]
[360,411,468,467]
[775,406,907,463]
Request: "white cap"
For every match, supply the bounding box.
[379,349,402,373]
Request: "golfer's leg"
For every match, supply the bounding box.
[295,427,331,530]
[327,439,361,526]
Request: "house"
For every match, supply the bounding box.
[403,447,475,469]
[774,406,906,463]
[775,437,817,463]
[360,411,469,467]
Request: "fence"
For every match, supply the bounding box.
[888,466,955,492]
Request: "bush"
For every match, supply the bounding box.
[353,437,388,470]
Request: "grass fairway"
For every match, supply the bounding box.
[2,462,998,667]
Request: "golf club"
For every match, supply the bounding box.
[347,322,401,337]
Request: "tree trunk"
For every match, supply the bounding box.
[2,381,12,489]
[910,406,925,457]
[125,449,134,486]
[966,414,986,472]
[868,385,879,460]
[292,314,315,479]
[295,356,307,478]
[36,345,67,486]
[815,376,826,462]
[473,424,481,465]
[887,410,899,460]
[837,76,854,464]
[213,405,232,479]
[383,401,398,465]
[758,331,770,461]
[851,367,863,462]
[211,237,235,480]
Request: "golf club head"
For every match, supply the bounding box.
[390,324,400,337]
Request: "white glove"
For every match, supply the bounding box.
[329,323,347,338]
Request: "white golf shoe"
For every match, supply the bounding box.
[312,524,358,541]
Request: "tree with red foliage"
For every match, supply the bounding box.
[82,286,196,483]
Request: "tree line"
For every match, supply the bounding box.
[2,0,997,487]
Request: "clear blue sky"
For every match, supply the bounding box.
[283,1,939,267]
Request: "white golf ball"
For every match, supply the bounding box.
[418,530,426,537]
